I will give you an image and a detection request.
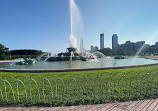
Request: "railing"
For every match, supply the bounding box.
[0,69,157,106]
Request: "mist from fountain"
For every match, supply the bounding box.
[69,0,83,49]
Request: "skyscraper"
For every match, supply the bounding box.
[100,33,104,49]
[94,46,99,51]
[91,45,99,52]
[91,45,94,52]
[112,34,118,51]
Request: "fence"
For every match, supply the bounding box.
[0,69,158,106]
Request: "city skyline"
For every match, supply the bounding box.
[0,0,158,54]
[90,33,158,51]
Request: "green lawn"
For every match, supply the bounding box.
[0,65,158,106]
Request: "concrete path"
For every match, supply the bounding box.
[0,98,157,111]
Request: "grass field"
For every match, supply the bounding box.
[0,65,158,106]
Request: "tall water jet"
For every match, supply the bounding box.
[69,0,83,49]
[69,34,77,49]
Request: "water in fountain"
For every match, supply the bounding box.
[91,51,106,58]
[81,51,106,62]
[36,53,50,60]
[70,51,74,61]
[88,54,100,62]
[69,34,77,49]
[69,0,83,49]
[44,56,51,62]
[89,51,106,62]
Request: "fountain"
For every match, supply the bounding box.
[15,58,36,65]
[1,0,158,70]
[43,0,80,61]
[41,0,106,62]
[36,52,51,60]
[69,0,83,49]
[70,51,74,61]
[80,51,106,62]
[91,51,106,58]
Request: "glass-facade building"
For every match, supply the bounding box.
[100,33,104,49]
[112,34,118,51]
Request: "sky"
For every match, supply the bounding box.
[0,0,158,54]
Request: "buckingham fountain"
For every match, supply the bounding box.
[43,0,105,62]
[44,47,84,61]
[1,0,157,69]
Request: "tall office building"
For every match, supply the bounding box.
[80,38,83,52]
[91,45,94,52]
[100,33,104,49]
[94,46,99,51]
[91,45,99,52]
[112,34,118,51]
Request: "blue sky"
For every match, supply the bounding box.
[0,0,158,54]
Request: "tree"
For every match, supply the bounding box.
[10,49,43,59]
[116,49,124,55]
[99,48,114,56]
[0,44,10,60]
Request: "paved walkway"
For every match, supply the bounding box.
[0,98,157,111]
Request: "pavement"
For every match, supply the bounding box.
[0,98,157,111]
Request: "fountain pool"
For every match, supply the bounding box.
[0,57,157,70]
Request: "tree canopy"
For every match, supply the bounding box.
[0,44,10,60]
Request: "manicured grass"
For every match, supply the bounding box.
[0,65,158,106]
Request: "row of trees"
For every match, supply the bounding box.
[99,48,127,56]
[145,47,158,54]
[99,47,158,56]
[0,44,43,60]
[10,49,43,59]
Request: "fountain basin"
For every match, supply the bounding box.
[0,57,157,72]
[0,60,158,73]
